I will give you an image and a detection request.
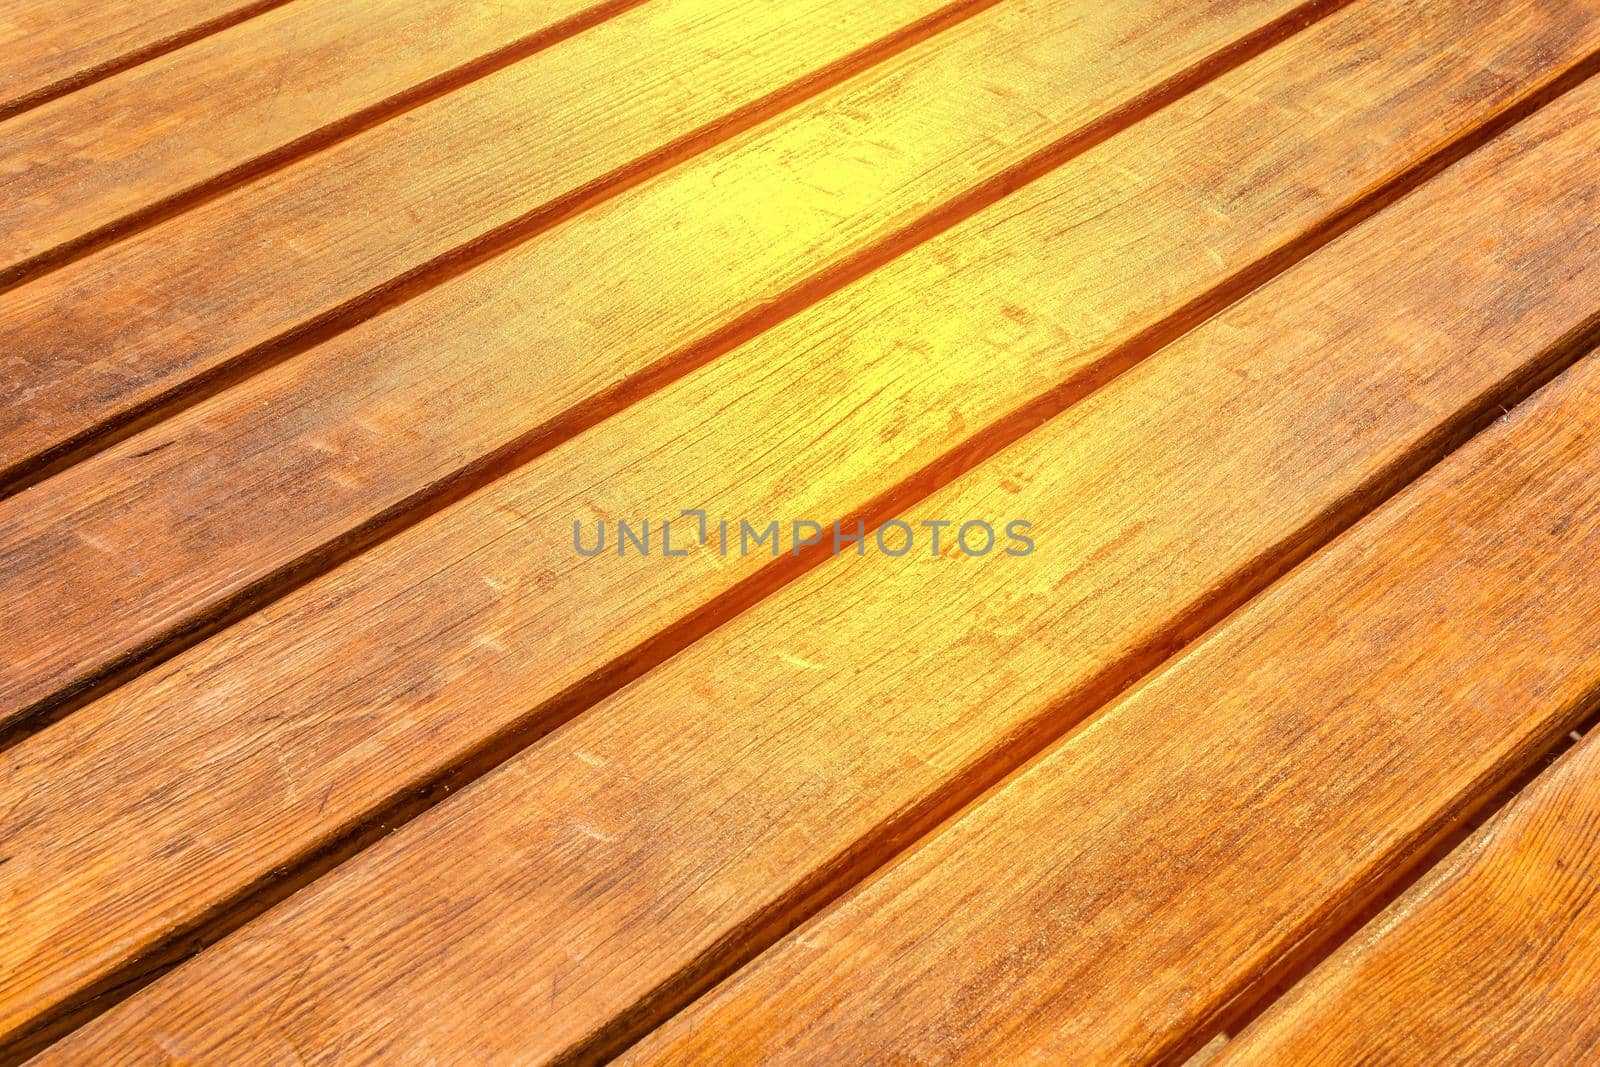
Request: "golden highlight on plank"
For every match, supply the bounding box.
[4,0,1595,735]
[0,0,1341,728]
[8,0,1600,1060]
[0,0,1002,489]
[1,0,1382,1040]
[27,46,1600,1064]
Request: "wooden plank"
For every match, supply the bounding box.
[0,0,288,121]
[632,358,1600,1067]
[0,0,1344,725]
[1216,729,1600,1066]
[0,0,1005,488]
[27,54,1600,1066]
[0,0,630,287]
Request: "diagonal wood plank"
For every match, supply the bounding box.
[0,0,289,121]
[29,57,1600,1067]
[0,0,638,288]
[633,354,1600,1067]
[1216,729,1600,1066]
[0,0,1007,488]
[0,0,1355,728]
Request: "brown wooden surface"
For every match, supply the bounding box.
[9,0,1600,1061]
[632,342,1600,1066]
[28,58,1600,1064]
[1218,728,1600,1065]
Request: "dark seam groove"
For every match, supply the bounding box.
[590,254,1600,1067]
[18,2,1567,1055]
[0,2,1366,1055]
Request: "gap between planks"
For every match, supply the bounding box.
[626,349,1600,1065]
[609,330,1600,1066]
[13,4,1599,742]
[40,139,1600,1062]
[1217,710,1600,1064]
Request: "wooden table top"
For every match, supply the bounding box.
[4,0,1600,1062]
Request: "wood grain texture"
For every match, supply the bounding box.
[0,0,1002,488]
[0,0,288,120]
[1217,730,1600,1066]
[0,0,623,287]
[33,60,1600,1066]
[632,351,1600,1066]
[0,0,1344,726]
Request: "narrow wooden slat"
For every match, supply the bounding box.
[32,61,1600,1067]
[633,358,1600,1067]
[0,0,288,120]
[0,0,1005,488]
[0,0,633,287]
[0,0,1349,726]
[1217,730,1600,1065]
